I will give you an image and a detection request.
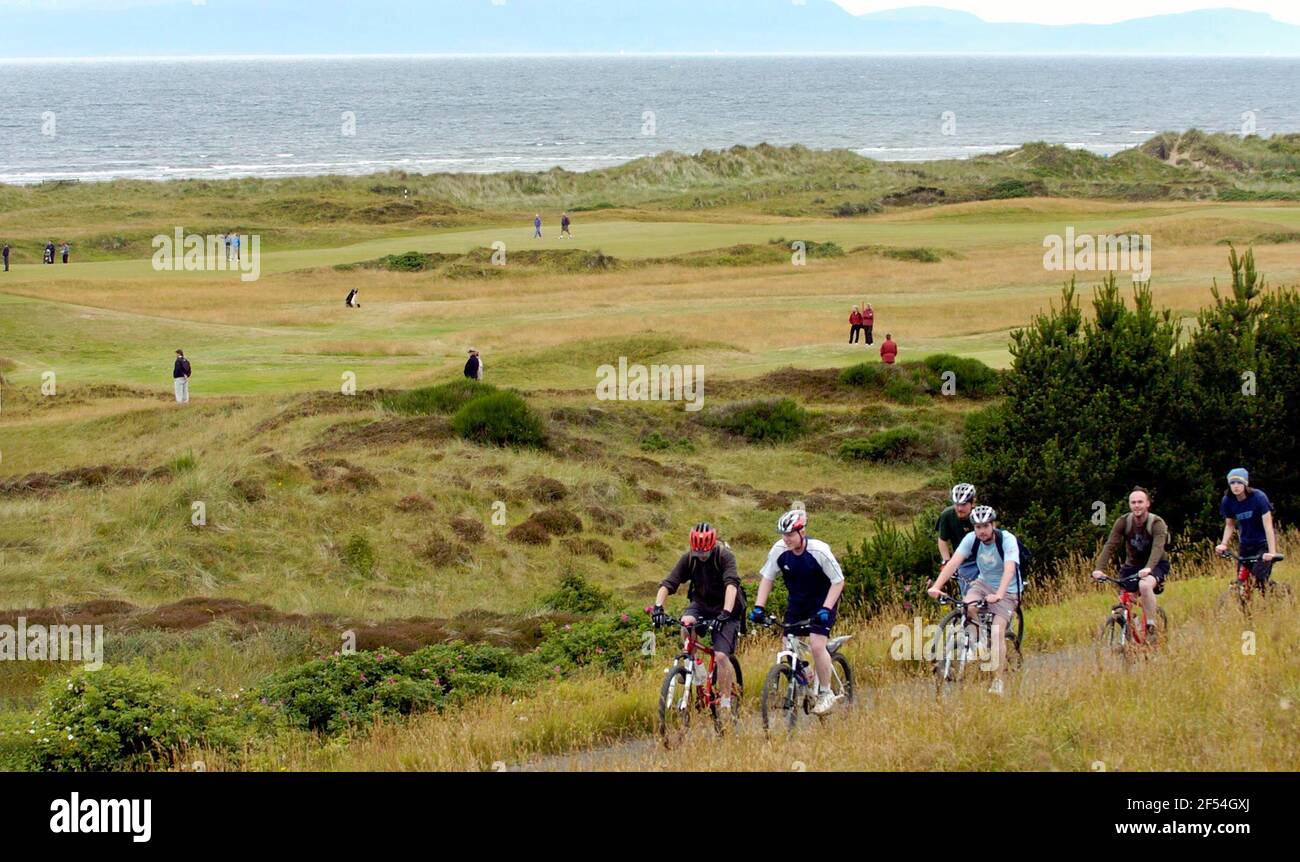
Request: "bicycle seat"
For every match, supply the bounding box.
[827,635,853,653]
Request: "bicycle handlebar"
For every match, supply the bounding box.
[935,594,988,609]
[645,607,719,632]
[755,616,814,632]
[1218,550,1284,564]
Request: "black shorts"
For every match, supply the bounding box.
[785,603,837,637]
[1118,559,1168,594]
[683,605,741,655]
[1240,542,1275,582]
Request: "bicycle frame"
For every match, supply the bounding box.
[667,620,722,711]
[1097,576,1151,645]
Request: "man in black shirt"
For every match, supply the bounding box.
[651,523,745,719]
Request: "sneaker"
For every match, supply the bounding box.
[987,678,1004,696]
[812,690,839,715]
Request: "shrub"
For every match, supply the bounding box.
[524,476,567,503]
[341,533,375,577]
[260,643,529,733]
[450,516,487,543]
[920,353,1001,398]
[506,519,551,545]
[562,536,615,563]
[839,362,889,388]
[531,507,583,536]
[880,246,942,263]
[381,251,436,272]
[381,379,497,415]
[640,431,696,453]
[840,427,933,462]
[542,572,612,613]
[24,665,232,771]
[531,610,646,673]
[707,398,809,443]
[452,392,547,447]
[883,372,923,404]
[839,513,940,613]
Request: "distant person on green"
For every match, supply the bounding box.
[862,303,874,344]
[533,214,542,238]
[2,243,9,272]
[880,333,897,364]
[560,212,572,237]
[173,349,192,404]
[464,349,483,381]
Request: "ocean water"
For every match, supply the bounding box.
[0,55,1297,184]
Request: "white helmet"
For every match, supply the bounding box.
[776,509,807,534]
[951,483,976,505]
[970,505,997,525]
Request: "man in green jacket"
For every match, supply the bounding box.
[1091,486,1170,635]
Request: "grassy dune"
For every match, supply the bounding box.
[1,136,1297,770]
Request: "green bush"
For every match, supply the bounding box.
[956,250,1300,575]
[381,379,497,415]
[707,398,809,443]
[542,572,612,613]
[839,362,888,388]
[880,246,942,263]
[839,512,940,613]
[840,427,933,462]
[883,372,923,404]
[260,643,529,733]
[23,665,233,771]
[920,353,1001,398]
[341,533,375,577]
[382,251,436,271]
[452,391,547,447]
[531,610,647,673]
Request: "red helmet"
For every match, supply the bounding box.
[689,522,717,554]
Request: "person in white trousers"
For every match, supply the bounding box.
[173,349,191,403]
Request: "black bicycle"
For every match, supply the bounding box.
[932,594,1022,695]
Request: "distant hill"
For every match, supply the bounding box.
[2,1,1299,58]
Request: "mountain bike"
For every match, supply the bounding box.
[1094,574,1168,665]
[932,594,1021,696]
[755,616,854,735]
[1216,550,1288,614]
[649,611,743,749]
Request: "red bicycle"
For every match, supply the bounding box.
[1095,574,1168,665]
[1217,550,1289,613]
[648,610,743,748]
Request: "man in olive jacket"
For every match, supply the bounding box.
[1091,486,1169,634]
[650,523,746,719]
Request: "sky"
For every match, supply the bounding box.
[830,0,1300,27]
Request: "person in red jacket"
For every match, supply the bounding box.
[880,333,898,364]
[848,305,863,343]
[862,303,875,345]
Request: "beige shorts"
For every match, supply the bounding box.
[964,579,1019,625]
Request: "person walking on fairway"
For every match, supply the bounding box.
[849,305,863,344]
[2,243,10,272]
[224,233,232,261]
[862,303,875,345]
[60,242,70,264]
[464,349,483,381]
[560,212,572,238]
[880,333,898,365]
[44,241,55,264]
[233,233,241,261]
[533,214,542,239]
[172,349,192,404]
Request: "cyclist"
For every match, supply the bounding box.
[937,482,979,593]
[927,505,1021,695]
[1215,467,1280,587]
[749,509,846,715]
[1090,486,1169,636]
[651,522,745,721]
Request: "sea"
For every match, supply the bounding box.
[1,54,1297,184]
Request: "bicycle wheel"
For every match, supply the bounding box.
[657,664,692,749]
[710,654,744,735]
[1095,614,1125,668]
[952,621,981,685]
[760,663,800,735]
[932,612,965,696]
[1006,606,1024,672]
[813,652,855,720]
